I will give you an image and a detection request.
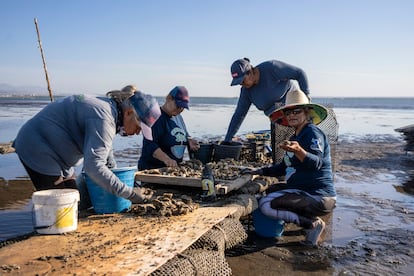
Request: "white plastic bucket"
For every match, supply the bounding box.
[32,189,80,234]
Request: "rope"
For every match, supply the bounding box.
[212,224,228,248]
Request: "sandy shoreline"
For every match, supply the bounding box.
[1,140,414,275]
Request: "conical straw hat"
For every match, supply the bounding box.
[269,89,328,126]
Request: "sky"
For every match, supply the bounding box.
[0,0,413,98]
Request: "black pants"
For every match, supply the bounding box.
[21,160,77,190]
[268,184,336,218]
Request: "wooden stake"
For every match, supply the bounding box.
[34,18,53,102]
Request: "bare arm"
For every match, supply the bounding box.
[152,148,178,167]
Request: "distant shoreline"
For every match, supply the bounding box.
[1,94,414,110]
[2,92,414,99]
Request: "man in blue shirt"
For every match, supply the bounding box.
[224,58,310,143]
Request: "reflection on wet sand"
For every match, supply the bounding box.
[0,179,34,209]
[0,179,35,242]
[402,155,414,194]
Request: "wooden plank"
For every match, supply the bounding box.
[135,172,252,194]
[216,174,252,195]
[121,206,239,275]
[135,171,202,188]
[0,206,239,275]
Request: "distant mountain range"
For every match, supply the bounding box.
[0,83,49,95]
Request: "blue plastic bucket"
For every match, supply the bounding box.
[252,208,284,237]
[84,167,136,214]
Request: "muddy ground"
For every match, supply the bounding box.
[227,140,414,275]
[1,140,414,275]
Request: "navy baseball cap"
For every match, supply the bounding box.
[230,58,252,86]
[129,91,161,140]
[169,86,190,109]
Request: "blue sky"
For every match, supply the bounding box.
[0,0,413,97]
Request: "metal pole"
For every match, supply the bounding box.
[34,18,54,102]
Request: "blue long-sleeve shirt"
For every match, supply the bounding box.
[261,123,336,197]
[138,109,189,170]
[224,60,310,142]
[13,95,135,200]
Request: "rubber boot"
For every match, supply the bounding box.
[298,216,325,246]
[298,215,316,229]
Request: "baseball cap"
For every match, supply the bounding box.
[169,86,190,109]
[129,91,161,140]
[230,58,252,86]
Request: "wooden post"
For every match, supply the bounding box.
[34,18,54,102]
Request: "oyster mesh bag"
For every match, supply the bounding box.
[188,217,248,251]
[150,249,232,276]
[150,218,247,276]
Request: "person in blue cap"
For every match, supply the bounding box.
[224,57,310,143]
[13,86,161,206]
[138,86,200,170]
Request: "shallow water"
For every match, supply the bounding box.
[0,204,33,241]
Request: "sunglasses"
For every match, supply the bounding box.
[284,108,304,116]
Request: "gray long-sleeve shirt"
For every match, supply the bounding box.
[13,94,134,199]
[224,60,310,142]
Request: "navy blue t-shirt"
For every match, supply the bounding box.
[262,123,336,197]
[138,109,188,170]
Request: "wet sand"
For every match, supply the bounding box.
[1,140,414,275]
[227,140,414,275]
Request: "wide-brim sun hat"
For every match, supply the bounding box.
[269,89,328,126]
